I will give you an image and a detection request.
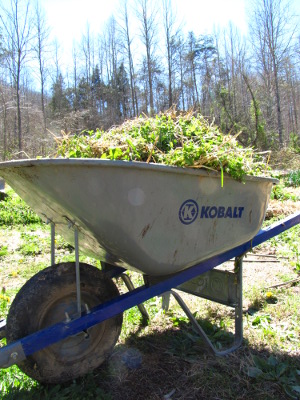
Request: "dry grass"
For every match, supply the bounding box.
[269,148,300,171]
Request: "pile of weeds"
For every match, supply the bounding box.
[54,110,270,181]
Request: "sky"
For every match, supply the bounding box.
[2,0,299,69]
[40,0,248,39]
[39,0,248,65]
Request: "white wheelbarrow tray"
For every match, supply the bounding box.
[0,158,276,276]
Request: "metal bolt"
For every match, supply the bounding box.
[65,312,71,323]
[85,303,90,314]
[11,352,18,360]
[64,216,75,230]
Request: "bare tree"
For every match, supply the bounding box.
[136,0,158,115]
[0,83,12,159]
[117,0,138,116]
[176,34,186,110]
[33,0,51,145]
[281,54,299,141]
[250,0,297,144]
[162,0,179,108]
[79,23,95,123]
[102,16,124,123]
[185,32,200,107]
[0,0,32,155]
[53,39,61,81]
[82,23,95,86]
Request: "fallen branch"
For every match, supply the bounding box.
[265,278,300,289]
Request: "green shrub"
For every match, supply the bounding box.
[0,190,41,226]
[284,170,300,187]
[271,185,298,201]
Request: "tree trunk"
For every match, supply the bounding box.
[273,62,283,144]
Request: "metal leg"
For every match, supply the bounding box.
[120,273,149,322]
[233,256,243,348]
[74,227,81,316]
[50,221,55,266]
[44,217,55,266]
[169,289,218,354]
[161,292,171,311]
[63,217,82,317]
[47,217,81,317]
[168,256,244,356]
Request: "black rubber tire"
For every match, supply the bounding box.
[6,262,123,384]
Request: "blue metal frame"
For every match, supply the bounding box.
[0,212,299,368]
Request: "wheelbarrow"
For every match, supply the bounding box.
[0,159,298,384]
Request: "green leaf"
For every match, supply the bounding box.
[267,355,278,367]
[253,355,271,372]
[291,386,300,394]
[252,315,271,326]
[283,385,300,400]
[275,362,289,377]
[247,367,263,378]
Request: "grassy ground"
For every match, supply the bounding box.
[0,176,299,400]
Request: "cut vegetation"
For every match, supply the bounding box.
[54,110,270,182]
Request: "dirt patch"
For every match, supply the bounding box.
[266,199,300,219]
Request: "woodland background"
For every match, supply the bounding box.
[0,0,299,160]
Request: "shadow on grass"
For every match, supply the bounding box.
[2,315,299,400]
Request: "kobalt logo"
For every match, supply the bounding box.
[179,200,199,225]
[179,200,244,224]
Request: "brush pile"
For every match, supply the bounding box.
[54,110,269,181]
